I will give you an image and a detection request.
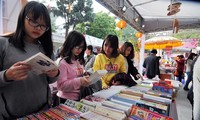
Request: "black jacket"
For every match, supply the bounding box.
[126,57,139,80]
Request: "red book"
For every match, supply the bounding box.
[130,105,173,120]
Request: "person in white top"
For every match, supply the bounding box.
[184,53,197,90]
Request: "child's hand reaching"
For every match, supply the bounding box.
[80,76,91,87]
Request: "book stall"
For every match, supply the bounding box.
[18,79,181,120]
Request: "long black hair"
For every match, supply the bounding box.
[59,31,87,65]
[9,1,53,58]
[101,35,119,58]
[120,42,134,59]
[186,53,197,64]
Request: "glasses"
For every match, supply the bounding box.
[25,16,49,31]
[74,46,84,50]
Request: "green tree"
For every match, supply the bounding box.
[119,25,137,42]
[84,12,117,39]
[51,0,94,37]
[117,25,139,51]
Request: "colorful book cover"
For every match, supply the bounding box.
[130,105,173,120]
[136,102,168,116]
[139,99,169,111]
[147,89,172,99]
[17,104,80,120]
[128,115,143,120]
[64,99,95,113]
[80,95,105,107]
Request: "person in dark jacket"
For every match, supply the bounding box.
[175,55,185,82]
[120,42,143,80]
[143,49,160,79]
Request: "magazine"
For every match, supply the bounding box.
[88,69,107,85]
[24,52,58,74]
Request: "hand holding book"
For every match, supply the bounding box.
[81,76,91,87]
[88,70,108,85]
[23,52,58,75]
[5,61,31,81]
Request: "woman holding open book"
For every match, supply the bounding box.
[56,31,91,103]
[0,1,59,119]
[93,35,126,89]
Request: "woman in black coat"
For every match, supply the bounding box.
[120,42,143,80]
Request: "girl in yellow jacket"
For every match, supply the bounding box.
[93,35,126,89]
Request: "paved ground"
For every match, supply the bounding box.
[176,84,192,120]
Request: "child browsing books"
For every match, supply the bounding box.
[56,31,91,102]
[0,1,59,119]
[93,35,126,89]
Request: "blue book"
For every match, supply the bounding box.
[109,95,137,105]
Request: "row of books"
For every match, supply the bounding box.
[18,82,176,120]
[17,104,80,120]
[79,85,173,119]
[129,105,173,120]
[63,98,127,120]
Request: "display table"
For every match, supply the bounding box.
[18,82,180,120]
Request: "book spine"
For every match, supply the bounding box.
[94,106,126,120]
[143,94,171,104]
[130,105,172,120]
[102,101,130,115]
[136,102,168,116]
[110,98,132,107]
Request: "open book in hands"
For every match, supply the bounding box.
[88,70,107,85]
[24,52,58,74]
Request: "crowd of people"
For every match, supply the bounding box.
[0,1,199,120]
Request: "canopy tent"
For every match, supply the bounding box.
[144,36,183,49]
[96,0,200,33]
[95,0,200,74]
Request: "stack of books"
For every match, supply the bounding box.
[129,105,173,120]
[64,99,95,113]
[80,106,127,120]
[152,80,173,94]
[17,104,80,120]
[80,95,105,107]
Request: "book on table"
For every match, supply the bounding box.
[94,106,127,120]
[101,100,131,115]
[88,69,107,85]
[80,95,105,107]
[81,105,127,120]
[64,99,95,113]
[24,52,58,74]
[130,105,173,120]
[17,104,80,119]
[80,111,113,120]
[136,101,169,116]
[92,85,128,99]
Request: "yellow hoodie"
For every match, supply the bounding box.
[93,53,126,88]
